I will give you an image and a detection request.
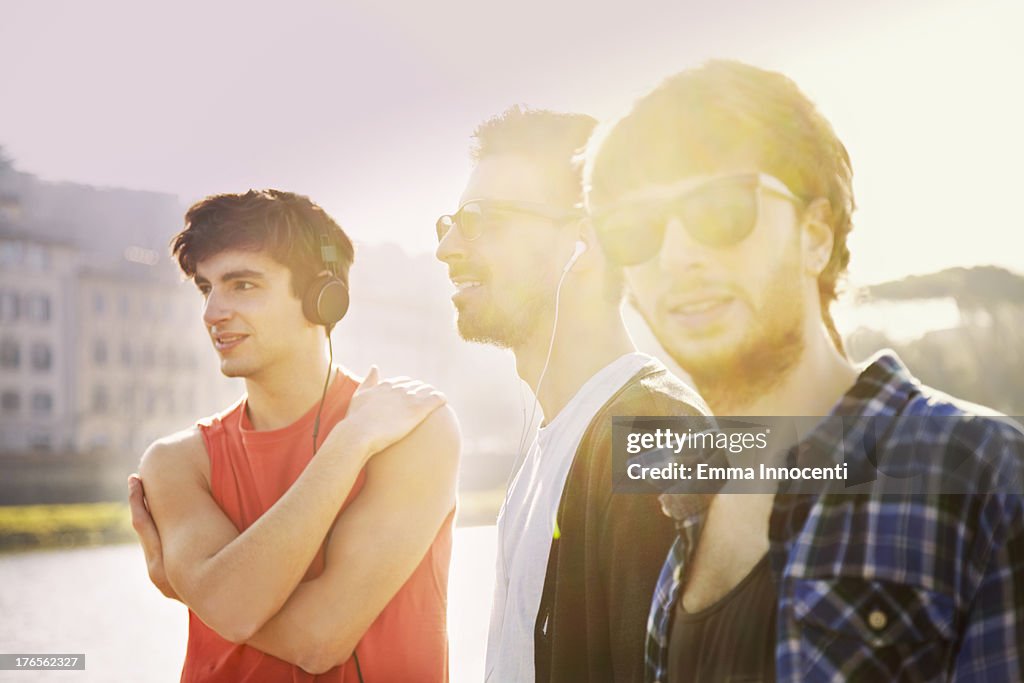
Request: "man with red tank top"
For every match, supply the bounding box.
[126,189,459,682]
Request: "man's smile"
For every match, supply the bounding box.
[212,332,249,352]
[449,268,489,304]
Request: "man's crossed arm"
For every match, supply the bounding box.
[130,371,460,673]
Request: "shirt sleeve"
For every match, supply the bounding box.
[643,538,685,683]
[951,425,1024,681]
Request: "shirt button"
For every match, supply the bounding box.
[868,609,888,631]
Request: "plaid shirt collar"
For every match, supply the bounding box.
[646,350,929,682]
[658,350,915,531]
[768,351,920,563]
[788,350,917,465]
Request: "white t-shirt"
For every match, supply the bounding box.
[484,352,655,683]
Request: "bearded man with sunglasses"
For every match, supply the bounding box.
[436,106,710,683]
[587,60,1024,682]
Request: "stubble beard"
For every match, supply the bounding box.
[455,287,553,350]
[686,312,804,415]
[647,262,806,415]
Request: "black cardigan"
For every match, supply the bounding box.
[534,360,712,683]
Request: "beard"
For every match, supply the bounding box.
[454,284,554,349]
[643,257,806,414]
[685,310,804,414]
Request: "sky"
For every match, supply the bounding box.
[2,0,1022,286]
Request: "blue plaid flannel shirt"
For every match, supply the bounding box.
[645,351,1024,682]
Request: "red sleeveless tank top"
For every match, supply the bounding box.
[181,371,453,682]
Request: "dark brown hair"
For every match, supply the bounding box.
[171,189,354,298]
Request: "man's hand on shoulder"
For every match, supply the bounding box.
[322,366,447,460]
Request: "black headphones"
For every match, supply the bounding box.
[303,228,362,683]
[302,232,350,331]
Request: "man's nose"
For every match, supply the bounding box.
[435,225,468,265]
[202,288,232,328]
[657,217,714,273]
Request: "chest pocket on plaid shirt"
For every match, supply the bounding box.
[790,577,958,680]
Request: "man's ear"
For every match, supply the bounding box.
[800,198,834,277]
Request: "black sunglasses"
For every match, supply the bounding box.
[593,173,803,265]
[436,199,582,243]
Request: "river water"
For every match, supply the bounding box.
[0,526,497,683]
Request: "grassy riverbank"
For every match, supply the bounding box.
[0,490,504,553]
[0,503,135,552]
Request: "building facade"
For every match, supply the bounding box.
[0,232,77,452]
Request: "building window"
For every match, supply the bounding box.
[142,344,154,367]
[92,385,109,413]
[31,342,51,371]
[121,386,135,411]
[119,294,131,318]
[27,295,51,323]
[93,339,108,365]
[0,241,23,267]
[93,292,105,315]
[0,339,19,369]
[1,390,19,414]
[31,392,53,415]
[0,291,18,322]
[24,245,49,270]
[120,342,133,367]
[27,431,52,451]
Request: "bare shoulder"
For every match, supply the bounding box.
[410,404,461,465]
[370,404,461,477]
[415,404,460,443]
[139,426,211,488]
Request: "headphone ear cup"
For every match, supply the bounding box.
[303,274,350,327]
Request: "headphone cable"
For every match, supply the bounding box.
[310,329,365,683]
[311,330,334,452]
[511,250,573,474]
